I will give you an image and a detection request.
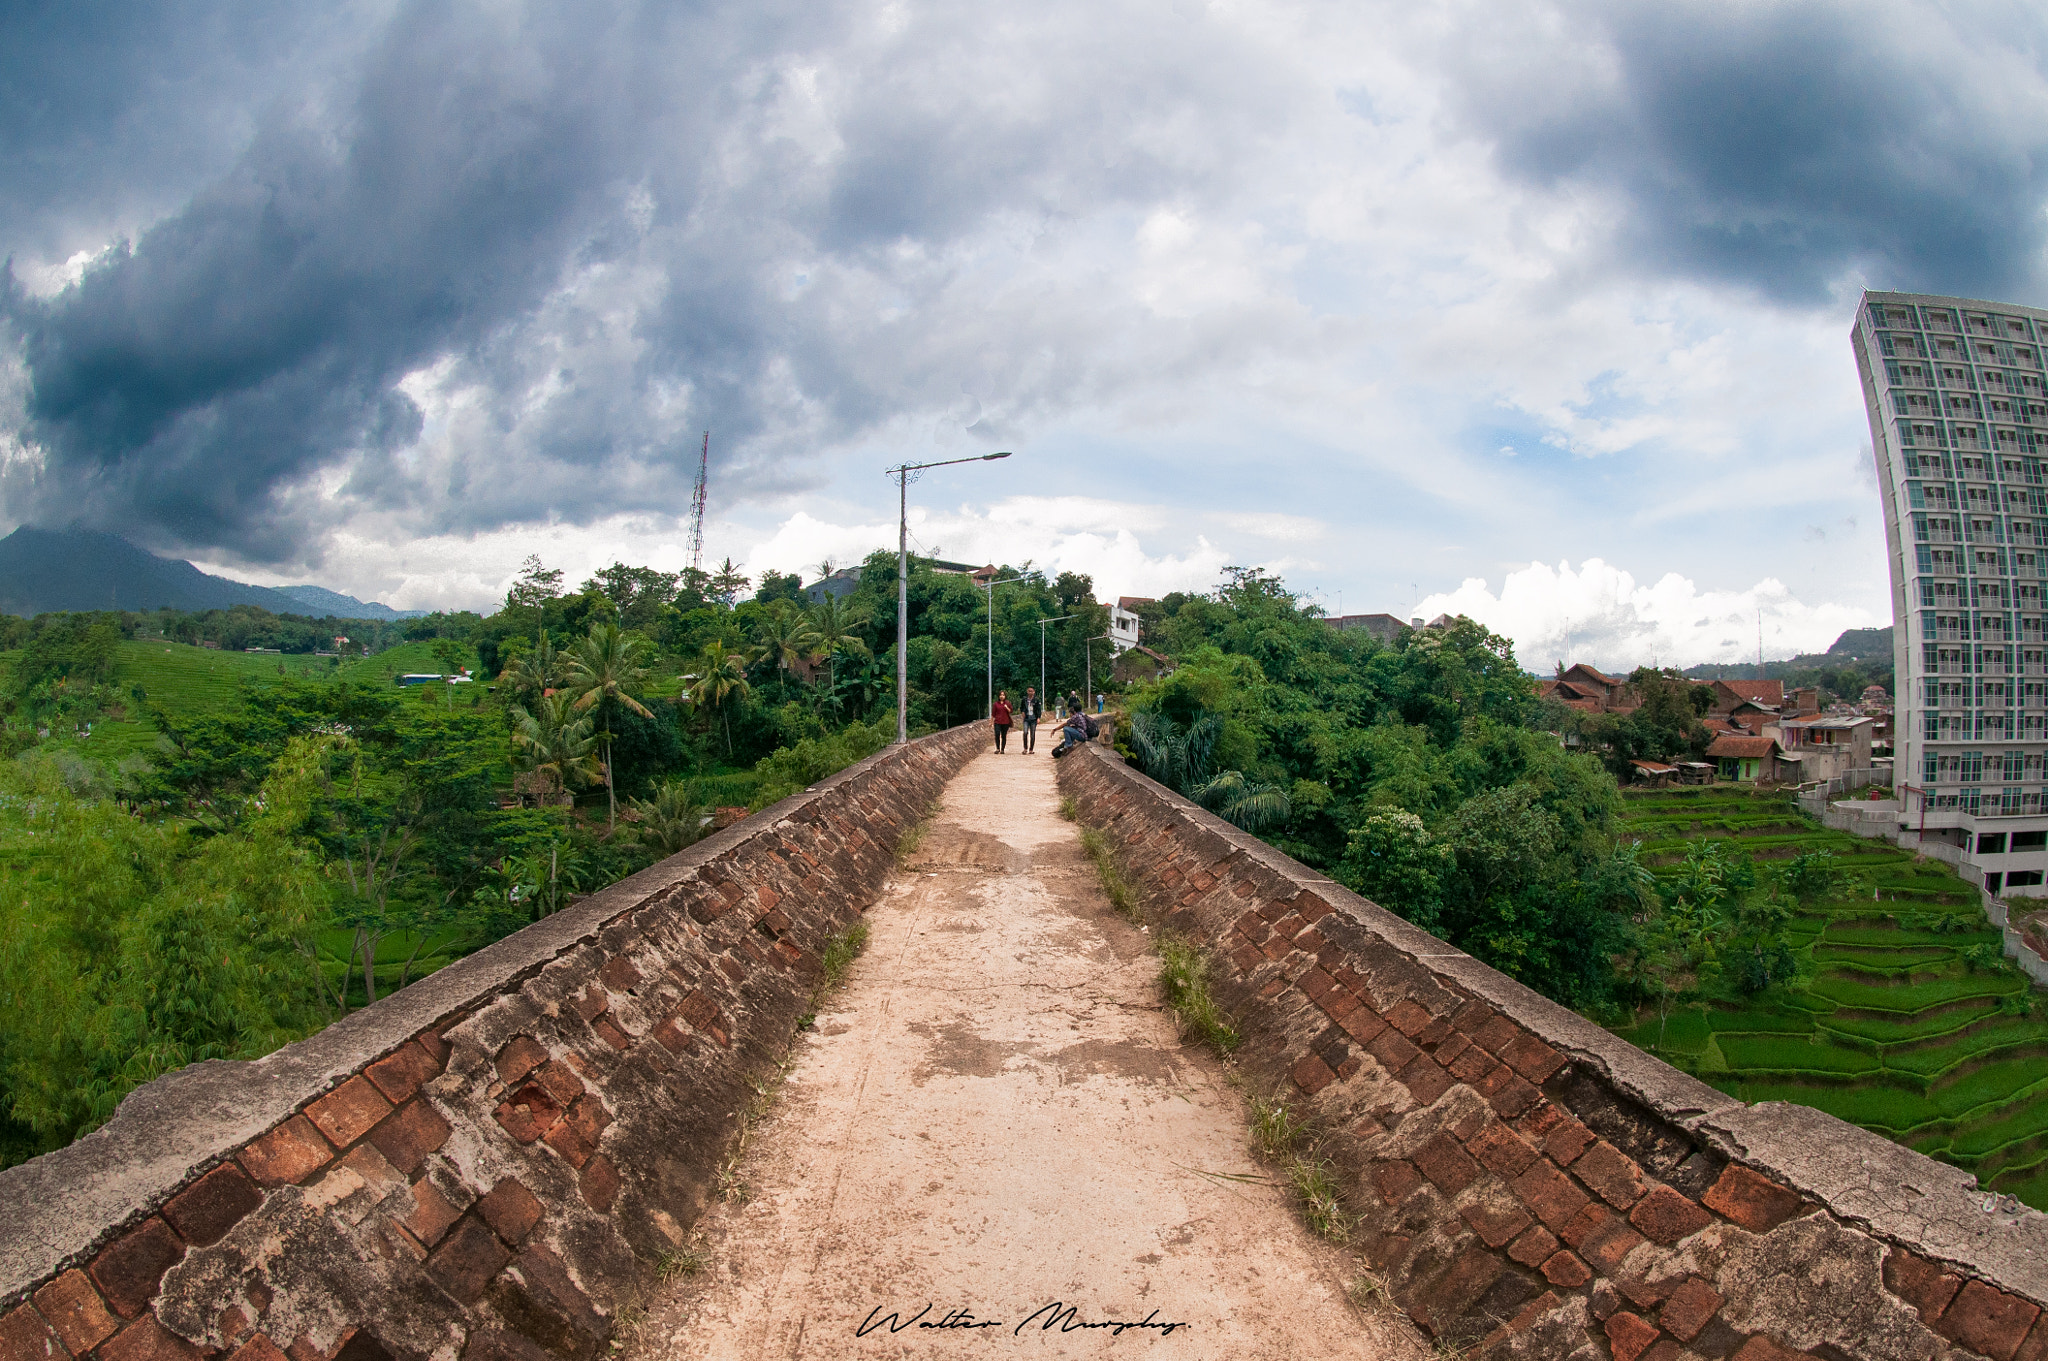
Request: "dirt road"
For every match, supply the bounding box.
[622,747,1426,1360]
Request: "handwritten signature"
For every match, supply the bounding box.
[856,1302,1190,1338]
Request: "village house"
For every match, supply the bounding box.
[1706,732,1781,783]
[1537,663,1639,714]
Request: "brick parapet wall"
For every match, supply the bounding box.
[1058,744,2048,1361]
[0,723,984,1361]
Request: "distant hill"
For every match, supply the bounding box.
[0,526,425,621]
[1682,626,1894,689]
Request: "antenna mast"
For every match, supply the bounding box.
[687,431,710,573]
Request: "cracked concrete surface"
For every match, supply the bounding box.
[621,748,1427,1359]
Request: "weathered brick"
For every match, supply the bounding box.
[1318,988,1364,1023]
[570,987,608,1023]
[1540,1114,1595,1165]
[1447,1044,1500,1086]
[239,1116,334,1188]
[1414,1134,1483,1195]
[477,1179,545,1244]
[1298,968,1334,1001]
[1367,1028,1420,1073]
[368,1100,452,1174]
[1451,999,1497,1034]
[532,1061,585,1108]
[1660,1277,1724,1343]
[1731,1336,1809,1361]
[1338,1005,1387,1045]
[1258,933,1292,962]
[1471,1015,1522,1055]
[33,1271,118,1355]
[1560,1200,1617,1248]
[1702,1164,1803,1234]
[1497,1031,1566,1083]
[580,1154,621,1212]
[429,1217,513,1304]
[1507,1226,1559,1267]
[677,992,719,1030]
[1385,999,1433,1037]
[0,1304,64,1361]
[89,1217,185,1319]
[1469,1122,1541,1177]
[1460,1199,1533,1249]
[98,1317,200,1361]
[600,956,643,991]
[1941,1280,2042,1361]
[364,1043,441,1106]
[1373,1161,1424,1205]
[1574,1141,1648,1209]
[1629,1186,1712,1245]
[402,1180,463,1248]
[162,1163,262,1248]
[1435,1032,1473,1066]
[494,1037,548,1086]
[306,1077,394,1149]
[1513,1160,1592,1231]
[1231,909,1265,938]
[1617,1273,1677,1310]
[1484,1071,1541,1119]
[227,1336,290,1361]
[1605,1311,1662,1361]
[493,1084,560,1145]
[1398,1055,1453,1105]
[1291,1053,1337,1095]
[1228,943,1264,974]
[1883,1248,1963,1322]
[1541,1250,1592,1288]
[1583,1219,1648,1276]
[543,1117,595,1169]
[591,1014,628,1051]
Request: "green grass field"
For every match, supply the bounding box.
[1612,785,2048,1207]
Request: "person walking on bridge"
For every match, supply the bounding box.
[992,690,1013,753]
[1020,686,1041,754]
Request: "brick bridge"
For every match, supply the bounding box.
[0,727,2043,1361]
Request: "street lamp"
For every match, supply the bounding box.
[1084,634,1110,713]
[1036,614,1075,707]
[982,573,1030,720]
[885,452,1012,744]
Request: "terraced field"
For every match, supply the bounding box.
[1611,786,2048,1208]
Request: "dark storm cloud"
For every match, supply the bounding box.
[3,0,1291,566]
[1444,0,2048,303]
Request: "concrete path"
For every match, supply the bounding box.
[623,748,1426,1360]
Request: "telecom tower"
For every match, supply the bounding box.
[686,431,709,573]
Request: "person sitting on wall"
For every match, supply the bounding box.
[1052,703,1092,759]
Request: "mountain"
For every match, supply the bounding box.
[272,584,422,621]
[1681,626,1894,688]
[0,526,425,621]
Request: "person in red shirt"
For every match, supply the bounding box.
[992,691,1013,752]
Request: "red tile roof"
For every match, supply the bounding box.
[1717,679,1786,706]
[1706,735,1780,759]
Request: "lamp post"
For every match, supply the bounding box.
[982,573,1029,719]
[1036,614,1075,707]
[1084,634,1110,713]
[886,452,1012,744]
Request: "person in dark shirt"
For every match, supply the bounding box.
[1020,686,1042,754]
[1052,703,1090,759]
[992,690,1013,752]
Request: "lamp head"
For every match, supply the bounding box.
[984,451,1013,460]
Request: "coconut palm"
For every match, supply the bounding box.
[687,639,752,756]
[509,693,601,805]
[499,633,566,710]
[751,604,823,681]
[1191,770,1292,833]
[626,780,712,858]
[807,595,871,696]
[564,622,654,829]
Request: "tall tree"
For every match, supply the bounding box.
[564,623,654,828]
[506,555,565,644]
[687,639,752,756]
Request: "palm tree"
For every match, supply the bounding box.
[807,595,871,697]
[751,605,823,682]
[687,639,752,756]
[1191,770,1292,832]
[509,693,601,805]
[499,633,565,711]
[565,622,654,828]
[626,780,711,858]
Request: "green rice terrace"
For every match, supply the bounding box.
[1611,785,2048,1209]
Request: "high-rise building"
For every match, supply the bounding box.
[1855,291,2048,893]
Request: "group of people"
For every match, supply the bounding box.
[989,686,1096,758]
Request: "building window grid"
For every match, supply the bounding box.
[1879,298,2048,818]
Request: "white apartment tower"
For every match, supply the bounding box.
[1855,291,2048,892]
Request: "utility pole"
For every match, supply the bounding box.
[1037,614,1075,705]
[885,452,1012,743]
[1084,634,1110,713]
[983,573,1029,719]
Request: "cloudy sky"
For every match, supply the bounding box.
[3,0,2045,667]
